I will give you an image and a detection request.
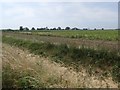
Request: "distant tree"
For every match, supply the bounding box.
[83,28,88,30]
[19,26,23,31]
[65,27,70,30]
[102,28,104,30]
[72,27,79,30]
[37,27,46,30]
[45,27,49,30]
[94,28,96,30]
[49,28,52,30]
[53,28,56,30]
[25,27,29,31]
[37,28,43,30]
[31,27,35,30]
[7,29,12,31]
[57,27,61,30]
[42,28,45,30]
[37,28,40,30]
[42,28,44,30]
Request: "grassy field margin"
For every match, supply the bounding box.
[2,35,120,87]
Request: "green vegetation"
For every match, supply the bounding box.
[29,30,118,41]
[2,61,46,88]
[2,36,120,87]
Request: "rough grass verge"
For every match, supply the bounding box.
[2,36,120,86]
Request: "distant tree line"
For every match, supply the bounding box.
[19,26,106,31]
[2,26,119,31]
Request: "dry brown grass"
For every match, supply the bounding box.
[2,43,118,88]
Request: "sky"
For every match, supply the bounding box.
[0,1,118,29]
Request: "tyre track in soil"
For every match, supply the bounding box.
[2,43,118,88]
[3,32,118,51]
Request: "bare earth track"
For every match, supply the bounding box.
[2,43,118,88]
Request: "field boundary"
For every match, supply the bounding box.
[2,36,120,86]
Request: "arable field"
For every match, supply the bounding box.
[2,30,120,88]
[3,30,118,51]
[26,30,118,41]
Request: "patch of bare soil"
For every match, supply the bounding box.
[2,43,118,88]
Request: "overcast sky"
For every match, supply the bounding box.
[0,1,118,29]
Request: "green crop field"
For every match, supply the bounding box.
[28,30,118,41]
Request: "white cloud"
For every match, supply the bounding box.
[0,0,119,2]
[4,6,35,18]
[1,2,118,29]
[76,5,117,22]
